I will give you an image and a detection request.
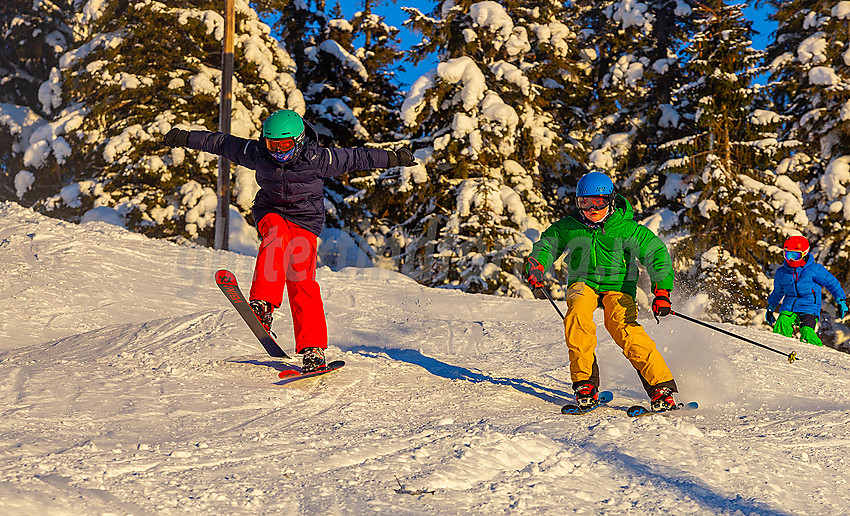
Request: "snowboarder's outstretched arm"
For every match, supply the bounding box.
[165,129,264,170]
[315,147,415,178]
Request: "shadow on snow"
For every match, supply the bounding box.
[579,442,795,516]
[348,345,573,406]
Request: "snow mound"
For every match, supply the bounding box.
[1,202,849,514]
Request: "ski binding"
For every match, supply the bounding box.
[561,390,614,415]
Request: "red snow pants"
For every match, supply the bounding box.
[249,213,327,352]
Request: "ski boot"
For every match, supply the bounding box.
[301,347,327,374]
[574,382,599,410]
[249,300,274,334]
[650,386,676,412]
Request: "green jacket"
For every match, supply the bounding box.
[527,195,674,298]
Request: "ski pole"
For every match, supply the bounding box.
[670,310,799,364]
[538,286,565,319]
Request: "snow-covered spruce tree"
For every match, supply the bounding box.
[509,0,590,220]
[370,0,558,297]
[766,1,850,281]
[304,2,402,146]
[569,0,696,214]
[252,0,325,88]
[765,0,850,346]
[0,0,74,201]
[660,1,803,323]
[293,1,406,260]
[314,2,407,237]
[2,0,302,245]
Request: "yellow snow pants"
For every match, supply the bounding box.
[563,283,675,390]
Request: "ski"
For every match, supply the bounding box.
[277,360,345,381]
[215,269,290,359]
[561,391,614,415]
[626,401,699,418]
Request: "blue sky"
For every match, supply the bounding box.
[338,1,777,90]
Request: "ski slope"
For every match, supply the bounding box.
[1,201,848,515]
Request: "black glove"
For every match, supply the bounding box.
[388,148,415,167]
[652,288,672,317]
[164,127,190,148]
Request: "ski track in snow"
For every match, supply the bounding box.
[0,202,849,514]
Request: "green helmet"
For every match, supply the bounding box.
[262,109,305,139]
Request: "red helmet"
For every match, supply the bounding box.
[783,235,809,267]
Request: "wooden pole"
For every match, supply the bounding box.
[215,0,235,250]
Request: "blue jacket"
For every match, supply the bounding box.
[767,255,846,316]
[186,122,391,235]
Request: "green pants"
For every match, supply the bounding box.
[773,311,822,346]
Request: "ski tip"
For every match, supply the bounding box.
[215,269,235,282]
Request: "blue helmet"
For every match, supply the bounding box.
[576,172,615,197]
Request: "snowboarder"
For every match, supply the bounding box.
[524,171,679,412]
[164,110,414,372]
[765,235,847,347]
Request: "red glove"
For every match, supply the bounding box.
[525,257,545,288]
[652,288,671,317]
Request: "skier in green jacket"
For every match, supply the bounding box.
[524,172,679,412]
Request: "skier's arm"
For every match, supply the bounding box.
[164,127,262,169]
[316,147,414,178]
[814,264,846,301]
[635,226,674,292]
[184,130,261,170]
[526,220,570,275]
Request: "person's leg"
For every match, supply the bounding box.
[564,283,601,389]
[282,220,328,354]
[773,311,798,337]
[798,313,822,346]
[249,213,289,308]
[602,291,677,396]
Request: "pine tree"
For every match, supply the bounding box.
[368,0,558,297]
[253,0,326,88]
[0,0,302,245]
[510,0,588,220]
[324,1,405,239]
[303,1,402,147]
[661,1,802,321]
[570,0,697,214]
[0,0,74,201]
[765,0,850,345]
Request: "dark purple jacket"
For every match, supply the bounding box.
[186,122,391,235]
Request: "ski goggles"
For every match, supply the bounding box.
[265,133,305,154]
[784,250,806,261]
[576,195,611,211]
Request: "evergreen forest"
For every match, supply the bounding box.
[2,0,849,346]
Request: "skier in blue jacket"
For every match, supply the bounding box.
[765,235,847,346]
[164,109,414,371]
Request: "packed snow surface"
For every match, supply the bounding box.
[1,202,849,514]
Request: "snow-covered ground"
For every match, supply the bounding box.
[1,201,849,515]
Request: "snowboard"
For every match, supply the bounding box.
[626,401,699,418]
[215,269,290,358]
[277,360,346,381]
[561,390,614,415]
